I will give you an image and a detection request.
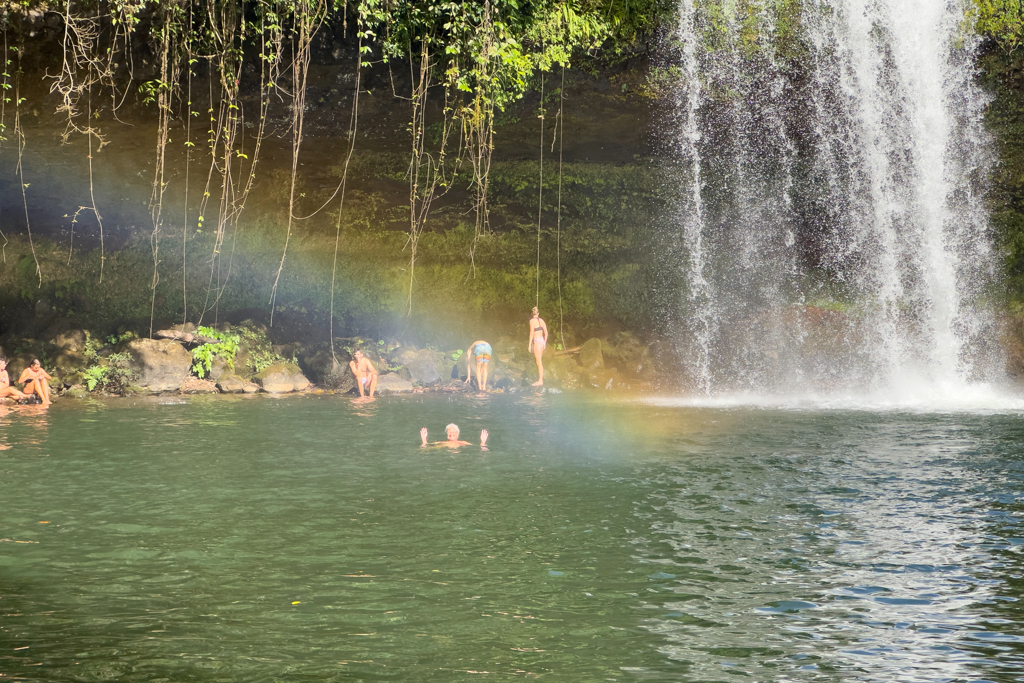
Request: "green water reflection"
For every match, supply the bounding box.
[1,394,1023,681]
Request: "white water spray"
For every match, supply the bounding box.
[670,0,1002,404]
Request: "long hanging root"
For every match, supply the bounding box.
[535,71,545,309]
[330,36,362,362]
[269,0,326,326]
[556,65,566,349]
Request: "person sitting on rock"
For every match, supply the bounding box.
[18,359,52,406]
[420,424,488,450]
[465,340,492,392]
[349,349,378,398]
[0,359,27,401]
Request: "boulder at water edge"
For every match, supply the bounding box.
[376,373,413,394]
[125,339,192,392]
[6,352,38,382]
[396,348,441,385]
[255,363,310,393]
[300,348,354,391]
[216,373,247,393]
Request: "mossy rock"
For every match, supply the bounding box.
[254,362,310,393]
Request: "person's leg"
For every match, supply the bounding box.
[38,378,51,404]
[368,374,378,397]
[481,362,489,391]
[532,345,544,386]
[23,380,40,402]
[0,386,25,400]
[356,375,366,397]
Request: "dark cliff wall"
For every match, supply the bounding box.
[0,16,669,346]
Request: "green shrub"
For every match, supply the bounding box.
[191,326,241,378]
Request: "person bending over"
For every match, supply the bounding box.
[0,359,26,401]
[465,340,492,392]
[349,349,378,398]
[19,359,52,405]
[420,424,488,450]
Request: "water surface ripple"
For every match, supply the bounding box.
[1,394,1023,681]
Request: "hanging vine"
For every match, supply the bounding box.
[147,4,183,337]
[199,0,284,323]
[329,33,363,360]
[12,39,40,287]
[268,0,327,326]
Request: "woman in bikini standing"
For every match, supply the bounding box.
[527,307,548,387]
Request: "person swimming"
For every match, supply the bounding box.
[527,307,548,387]
[419,423,489,450]
[465,340,492,392]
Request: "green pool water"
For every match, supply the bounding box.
[2,393,1024,681]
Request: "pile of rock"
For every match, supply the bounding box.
[1,310,660,398]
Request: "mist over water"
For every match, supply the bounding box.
[669,0,1002,406]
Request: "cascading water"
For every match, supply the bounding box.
[669,0,1003,403]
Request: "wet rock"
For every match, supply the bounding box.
[208,356,233,381]
[588,368,622,390]
[578,338,604,371]
[62,370,86,387]
[255,363,310,393]
[215,373,247,393]
[232,347,255,379]
[396,348,441,385]
[51,349,87,383]
[124,339,193,392]
[441,378,471,392]
[490,358,524,386]
[603,332,653,379]
[300,348,351,389]
[64,385,88,399]
[376,373,413,394]
[547,355,582,384]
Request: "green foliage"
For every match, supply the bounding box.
[237,325,286,374]
[106,330,137,346]
[83,365,107,391]
[191,326,241,378]
[82,331,103,363]
[974,0,1024,52]
[84,353,136,395]
[980,48,1024,301]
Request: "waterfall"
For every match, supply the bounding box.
[670,0,1000,399]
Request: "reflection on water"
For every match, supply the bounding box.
[0,395,1023,681]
